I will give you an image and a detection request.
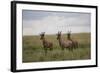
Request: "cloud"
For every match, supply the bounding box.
[23,12,91,35]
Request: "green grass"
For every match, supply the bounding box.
[22,33,91,63]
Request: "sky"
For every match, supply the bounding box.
[22,10,91,35]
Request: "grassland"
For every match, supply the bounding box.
[22,33,91,63]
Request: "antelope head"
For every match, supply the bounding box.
[40,32,45,40]
[57,31,61,40]
[67,30,71,40]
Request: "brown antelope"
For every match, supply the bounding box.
[40,32,53,55]
[57,31,73,51]
[67,31,78,49]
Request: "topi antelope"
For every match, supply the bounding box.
[67,31,78,49]
[40,32,53,55]
[57,31,73,51]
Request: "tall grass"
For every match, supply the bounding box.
[22,33,91,63]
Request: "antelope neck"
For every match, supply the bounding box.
[58,37,62,46]
[42,38,46,43]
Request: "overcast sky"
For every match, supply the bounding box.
[22,10,91,35]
